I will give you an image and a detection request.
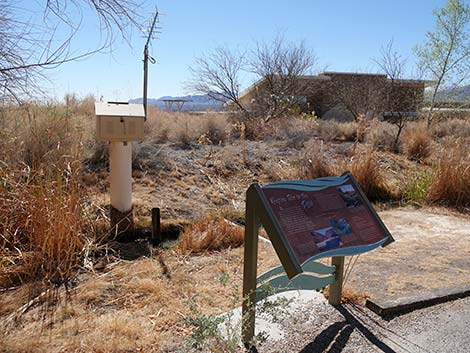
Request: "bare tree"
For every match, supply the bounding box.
[186,46,247,113]
[375,40,420,148]
[326,72,386,120]
[0,0,146,103]
[249,33,316,121]
[187,34,316,123]
[414,0,470,126]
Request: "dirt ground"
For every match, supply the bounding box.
[346,207,470,299]
[0,207,469,352]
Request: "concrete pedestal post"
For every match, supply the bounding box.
[109,141,133,239]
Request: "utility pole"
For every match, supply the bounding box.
[143,9,160,120]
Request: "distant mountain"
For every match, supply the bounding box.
[129,94,226,111]
[425,84,470,102]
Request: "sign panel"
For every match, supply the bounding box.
[261,173,392,265]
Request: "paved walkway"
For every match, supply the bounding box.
[239,291,470,353]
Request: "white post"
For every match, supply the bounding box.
[109,141,133,238]
[109,141,132,212]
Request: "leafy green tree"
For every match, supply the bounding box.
[414,0,470,126]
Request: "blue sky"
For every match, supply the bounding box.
[33,0,446,101]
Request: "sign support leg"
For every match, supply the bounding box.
[242,203,260,348]
[328,256,345,306]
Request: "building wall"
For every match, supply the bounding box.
[238,73,425,120]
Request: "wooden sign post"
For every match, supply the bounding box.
[242,172,394,348]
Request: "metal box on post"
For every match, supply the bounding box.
[95,102,145,142]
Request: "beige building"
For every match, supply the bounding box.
[239,71,426,120]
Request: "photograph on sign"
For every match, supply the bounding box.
[262,174,391,264]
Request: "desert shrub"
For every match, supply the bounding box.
[145,111,229,146]
[365,122,398,152]
[213,146,244,177]
[156,127,170,143]
[203,117,226,144]
[338,122,358,142]
[178,215,244,254]
[317,120,341,142]
[402,171,434,206]
[272,117,316,149]
[427,141,470,207]
[431,118,470,139]
[401,122,432,162]
[175,126,193,149]
[296,142,335,179]
[132,142,169,171]
[85,140,108,171]
[244,117,277,140]
[262,159,297,181]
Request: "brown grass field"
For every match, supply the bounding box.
[1,99,470,352]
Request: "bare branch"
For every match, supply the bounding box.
[0,0,148,103]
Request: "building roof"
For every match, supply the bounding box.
[238,71,429,101]
[319,71,387,78]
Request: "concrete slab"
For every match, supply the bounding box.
[366,283,470,318]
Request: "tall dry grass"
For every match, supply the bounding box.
[0,101,95,290]
[346,151,396,201]
[0,162,88,288]
[427,140,470,208]
[297,143,397,202]
[401,122,432,162]
[145,109,229,146]
[178,215,244,254]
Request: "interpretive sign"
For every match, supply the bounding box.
[262,173,392,265]
[241,172,394,347]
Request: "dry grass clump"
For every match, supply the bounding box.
[296,143,395,201]
[323,286,370,305]
[315,120,360,143]
[0,161,89,288]
[0,159,89,285]
[178,215,244,254]
[365,122,398,152]
[202,116,227,144]
[296,142,335,179]
[337,121,359,142]
[431,117,470,139]
[145,110,229,147]
[401,122,432,162]
[427,141,470,207]
[347,152,396,201]
[0,102,95,290]
[317,120,341,142]
[272,117,316,149]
